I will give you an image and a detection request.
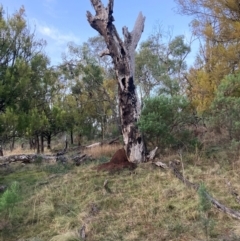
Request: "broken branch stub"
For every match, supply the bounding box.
[87,0,146,163]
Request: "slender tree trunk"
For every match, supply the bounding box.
[29,138,36,150]
[40,134,44,153]
[70,129,74,145]
[36,135,40,154]
[64,136,68,152]
[0,145,3,156]
[47,135,51,149]
[77,133,81,146]
[101,116,105,140]
[29,138,33,150]
[11,136,15,151]
[87,0,145,162]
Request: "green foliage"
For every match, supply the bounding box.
[0,6,46,114]
[211,74,240,140]
[198,183,215,240]
[43,163,73,174]
[0,5,63,148]
[135,29,190,98]
[198,183,211,213]
[60,39,118,141]
[138,95,198,149]
[0,181,21,217]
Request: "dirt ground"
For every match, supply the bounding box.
[96,148,136,172]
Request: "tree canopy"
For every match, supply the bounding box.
[1,0,240,154]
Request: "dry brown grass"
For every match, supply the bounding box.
[4,146,52,156]
[84,143,122,158]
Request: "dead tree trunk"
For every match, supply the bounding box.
[87,0,145,163]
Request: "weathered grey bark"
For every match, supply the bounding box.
[87,0,145,163]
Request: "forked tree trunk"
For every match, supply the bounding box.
[87,0,145,163]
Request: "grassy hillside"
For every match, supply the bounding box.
[1,143,240,241]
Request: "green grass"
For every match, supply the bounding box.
[0,148,240,241]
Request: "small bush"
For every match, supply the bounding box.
[210,74,240,140]
[138,95,199,150]
[198,183,215,240]
[0,181,21,217]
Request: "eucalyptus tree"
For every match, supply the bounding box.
[60,37,119,143]
[135,29,191,99]
[0,6,50,149]
[0,5,62,152]
[0,6,46,113]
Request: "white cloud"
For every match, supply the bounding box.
[37,23,80,45]
[31,19,81,65]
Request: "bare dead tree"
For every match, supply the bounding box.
[87,0,145,163]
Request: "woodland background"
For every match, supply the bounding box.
[1,0,240,240]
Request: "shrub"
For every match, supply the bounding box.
[198,183,215,240]
[0,181,21,217]
[211,74,240,140]
[138,95,198,150]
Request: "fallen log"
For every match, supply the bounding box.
[72,154,93,166]
[85,137,121,149]
[108,137,120,145]
[153,161,168,169]
[0,154,56,165]
[170,161,240,220]
[85,142,102,149]
[154,160,240,220]
[225,180,240,205]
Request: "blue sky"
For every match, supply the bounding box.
[1,0,198,65]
